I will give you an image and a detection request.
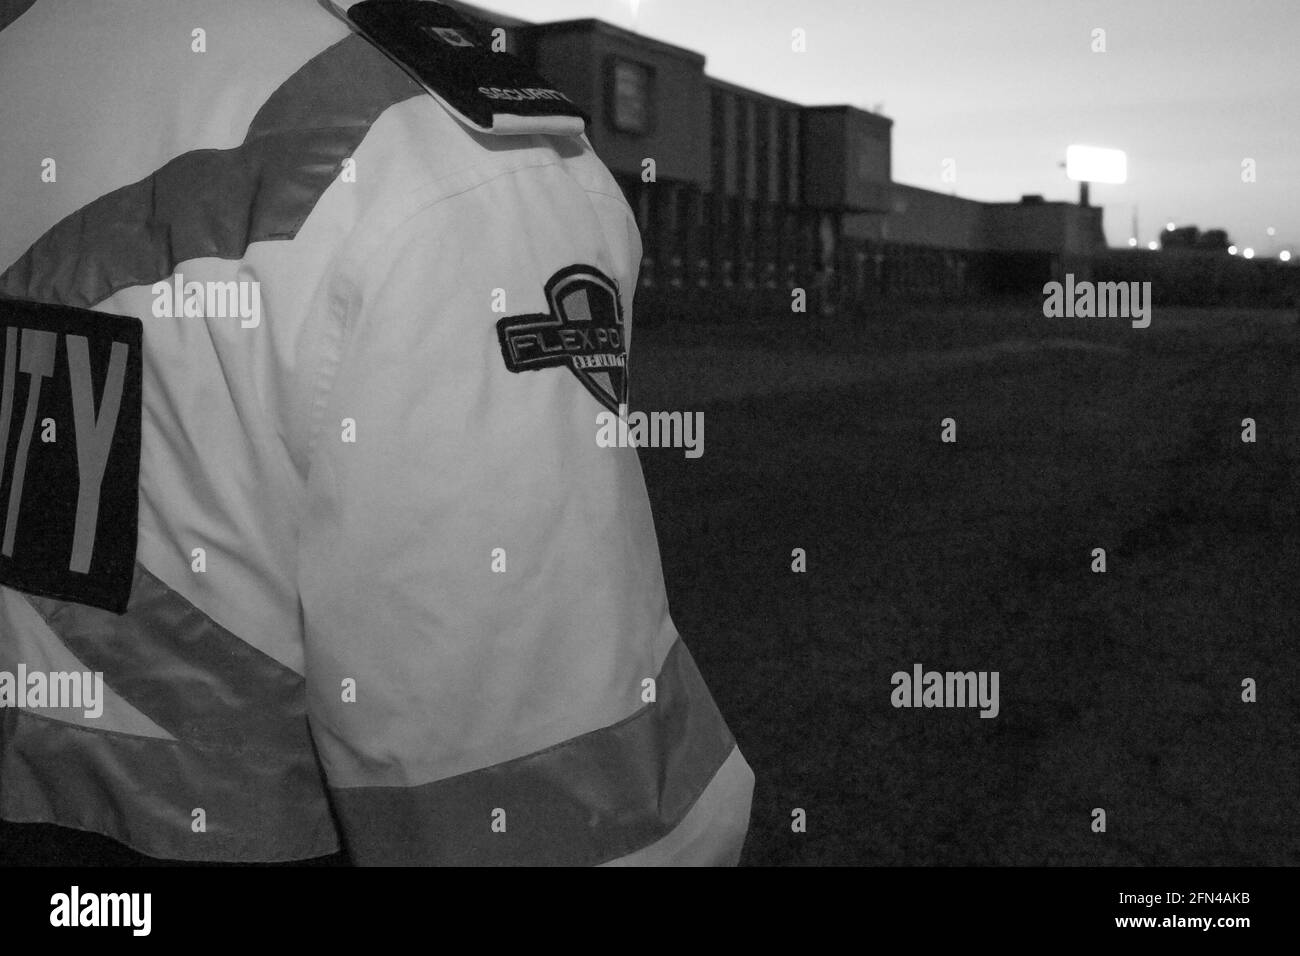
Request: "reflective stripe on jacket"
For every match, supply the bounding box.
[0,0,753,865]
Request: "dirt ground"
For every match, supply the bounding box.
[632,302,1299,866]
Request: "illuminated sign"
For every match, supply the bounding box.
[1066,145,1127,184]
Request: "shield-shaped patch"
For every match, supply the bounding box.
[496,265,628,413]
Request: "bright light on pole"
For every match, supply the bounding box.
[1243,248,1255,259]
[1228,245,1238,255]
[1281,250,1292,262]
[1165,221,1176,232]
[1128,237,1138,247]
[1147,241,1158,250]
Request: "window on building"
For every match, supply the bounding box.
[606,58,654,135]
[786,111,800,206]
[735,97,750,199]
[755,104,771,205]
[710,90,727,196]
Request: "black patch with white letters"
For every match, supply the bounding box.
[0,298,142,614]
[497,265,628,414]
[342,0,589,130]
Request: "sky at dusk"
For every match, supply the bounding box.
[478,0,1300,253]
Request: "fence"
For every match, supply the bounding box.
[632,242,1299,323]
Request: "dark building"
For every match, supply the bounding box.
[447,2,1113,311]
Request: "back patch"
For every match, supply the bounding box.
[335,0,589,135]
[0,298,142,614]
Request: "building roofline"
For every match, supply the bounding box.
[802,104,893,127]
[524,17,707,66]
[889,182,985,205]
[704,75,802,109]
[981,199,1087,208]
[704,79,893,126]
[890,181,1098,213]
[448,4,894,125]
[442,0,533,29]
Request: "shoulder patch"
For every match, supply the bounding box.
[330,0,589,136]
[497,265,628,414]
[0,298,142,614]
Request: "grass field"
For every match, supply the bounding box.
[631,302,1299,866]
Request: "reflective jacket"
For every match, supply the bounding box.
[0,0,753,865]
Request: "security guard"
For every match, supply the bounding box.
[0,0,753,865]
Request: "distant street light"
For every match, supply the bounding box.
[1128,237,1138,247]
[1281,250,1292,262]
[1228,245,1238,255]
[1147,241,1158,250]
[1166,222,1176,232]
[1243,248,1255,259]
